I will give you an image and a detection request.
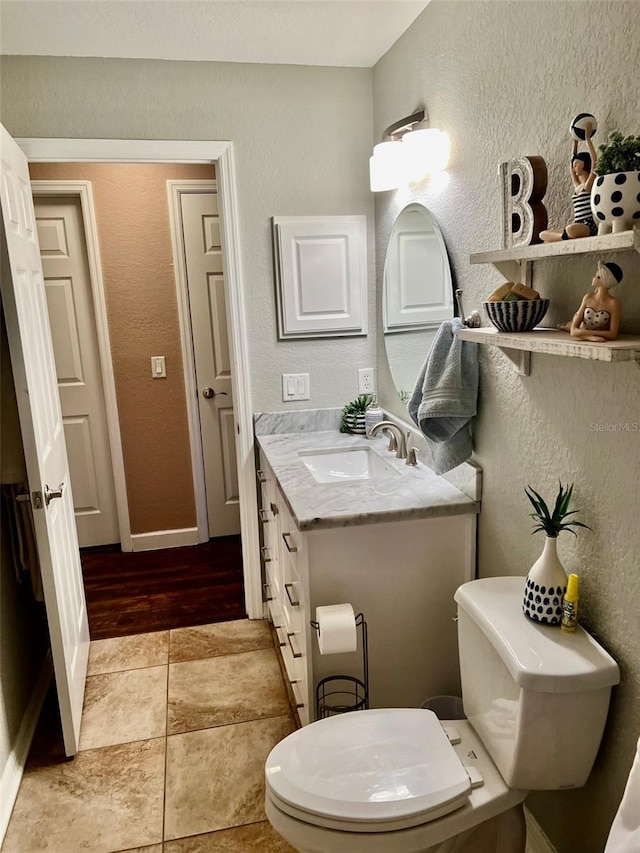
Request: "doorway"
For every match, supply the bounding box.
[19,137,262,620]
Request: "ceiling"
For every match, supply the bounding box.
[0,0,430,68]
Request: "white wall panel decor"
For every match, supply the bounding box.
[273,215,367,339]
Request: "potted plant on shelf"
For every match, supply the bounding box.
[340,394,373,435]
[591,131,640,235]
[522,482,591,625]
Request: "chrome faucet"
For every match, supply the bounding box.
[370,421,407,459]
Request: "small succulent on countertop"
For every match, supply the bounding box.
[340,394,373,434]
[525,482,592,537]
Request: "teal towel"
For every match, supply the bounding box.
[408,318,479,474]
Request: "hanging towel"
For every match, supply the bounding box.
[408,317,479,475]
[1,483,44,602]
[604,735,640,853]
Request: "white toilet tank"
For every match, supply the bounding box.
[454,577,620,791]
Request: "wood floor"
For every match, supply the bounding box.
[81,535,246,640]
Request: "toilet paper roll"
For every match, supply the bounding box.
[315,603,357,655]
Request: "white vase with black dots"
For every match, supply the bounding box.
[523,536,568,626]
[591,170,640,235]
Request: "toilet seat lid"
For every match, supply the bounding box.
[265,708,471,829]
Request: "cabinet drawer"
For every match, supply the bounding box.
[266,559,282,600]
[279,503,300,578]
[282,629,305,680]
[291,678,309,727]
[281,577,303,635]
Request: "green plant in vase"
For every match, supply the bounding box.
[594,131,640,175]
[591,130,640,234]
[340,394,373,435]
[522,482,591,625]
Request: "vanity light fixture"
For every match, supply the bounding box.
[369,109,450,192]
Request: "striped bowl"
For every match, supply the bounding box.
[484,299,549,333]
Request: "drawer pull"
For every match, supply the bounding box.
[263,582,273,602]
[259,508,270,523]
[287,632,302,659]
[257,469,267,484]
[285,582,300,608]
[270,501,279,517]
[261,546,272,563]
[273,625,286,647]
[282,532,298,553]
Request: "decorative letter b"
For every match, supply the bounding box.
[500,156,548,248]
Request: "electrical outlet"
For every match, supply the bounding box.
[358,368,376,395]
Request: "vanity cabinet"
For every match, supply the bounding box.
[258,451,311,726]
[257,448,476,725]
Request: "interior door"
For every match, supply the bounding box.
[181,191,240,538]
[0,123,89,756]
[34,195,120,547]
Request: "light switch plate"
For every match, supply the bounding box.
[151,356,166,378]
[282,373,310,401]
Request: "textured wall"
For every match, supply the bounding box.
[0,56,376,417]
[29,162,213,534]
[373,3,640,851]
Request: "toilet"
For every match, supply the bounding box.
[264,576,620,853]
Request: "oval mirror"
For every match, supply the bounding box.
[383,203,454,404]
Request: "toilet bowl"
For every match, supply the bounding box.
[265,578,620,853]
[265,709,526,853]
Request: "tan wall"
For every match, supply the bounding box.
[29,162,213,535]
[373,3,640,852]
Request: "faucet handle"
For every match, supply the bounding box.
[406,447,418,466]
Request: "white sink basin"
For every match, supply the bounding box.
[298,446,399,484]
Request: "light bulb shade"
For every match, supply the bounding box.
[369,140,405,192]
[402,128,450,179]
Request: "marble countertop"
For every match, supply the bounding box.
[257,430,479,531]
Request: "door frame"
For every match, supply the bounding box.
[31,179,132,551]
[17,138,261,619]
[166,179,217,544]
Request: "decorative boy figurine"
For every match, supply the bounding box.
[540,115,598,242]
[559,261,623,342]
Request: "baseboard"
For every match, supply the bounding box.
[0,652,53,846]
[525,806,558,853]
[130,527,200,552]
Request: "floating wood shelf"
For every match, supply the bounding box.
[458,328,640,375]
[470,228,639,282]
[471,228,639,265]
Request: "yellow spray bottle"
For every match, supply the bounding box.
[561,573,579,633]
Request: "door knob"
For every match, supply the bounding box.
[44,483,64,506]
[202,388,227,399]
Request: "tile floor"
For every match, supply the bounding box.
[4,619,298,852]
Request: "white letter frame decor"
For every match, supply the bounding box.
[273,215,368,339]
[500,156,548,248]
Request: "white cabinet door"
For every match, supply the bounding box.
[273,215,367,338]
[0,123,89,756]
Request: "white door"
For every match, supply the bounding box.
[0,123,89,756]
[181,191,240,537]
[34,195,120,547]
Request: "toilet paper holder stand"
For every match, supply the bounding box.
[310,612,369,720]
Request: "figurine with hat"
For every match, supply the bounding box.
[559,261,623,342]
